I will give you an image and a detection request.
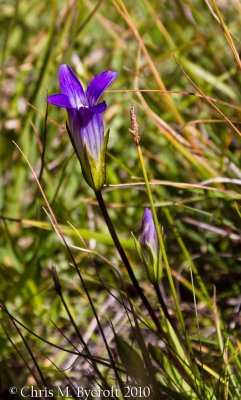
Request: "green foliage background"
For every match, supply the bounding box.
[1,0,241,397]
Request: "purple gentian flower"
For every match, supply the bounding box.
[47,64,118,191]
[133,208,160,282]
[139,208,158,256]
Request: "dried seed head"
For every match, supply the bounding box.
[129,105,140,145]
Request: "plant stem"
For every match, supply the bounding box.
[136,143,186,333]
[95,190,163,334]
[133,122,200,378]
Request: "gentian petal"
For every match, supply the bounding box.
[47,94,73,108]
[68,109,104,162]
[80,109,104,161]
[86,71,118,105]
[139,208,158,254]
[59,64,87,108]
[88,101,107,114]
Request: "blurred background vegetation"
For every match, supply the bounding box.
[1,0,241,398]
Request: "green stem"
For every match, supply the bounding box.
[136,144,203,380]
[137,144,186,333]
[95,190,163,334]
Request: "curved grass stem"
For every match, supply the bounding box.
[95,190,163,335]
[136,143,186,332]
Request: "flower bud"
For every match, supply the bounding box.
[133,208,160,283]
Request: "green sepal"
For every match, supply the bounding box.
[146,241,159,283]
[132,233,159,283]
[132,233,146,264]
[98,127,110,189]
[82,128,109,191]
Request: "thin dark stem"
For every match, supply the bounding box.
[95,190,163,334]
[59,293,107,387]
[59,292,124,397]
[8,311,48,389]
[153,282,173,323]
[0,303,118,370]
[52,263,123,396]
[128,297,160,400]
[0,320,42,389]
[153,282,183,338]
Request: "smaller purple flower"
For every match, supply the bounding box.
[139,208,158,256]
[134,208,159,282]
[47,64,118,191]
